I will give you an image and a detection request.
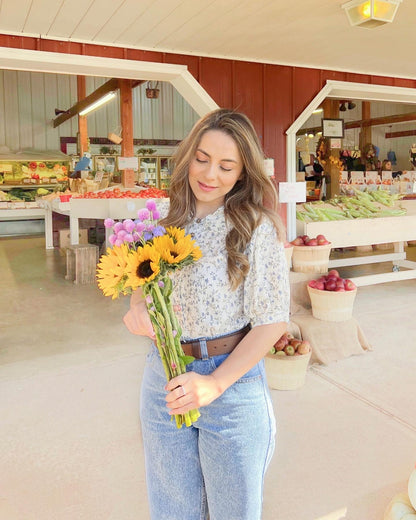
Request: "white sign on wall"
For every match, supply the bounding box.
[117,156,138,170]
[279,182,306,203]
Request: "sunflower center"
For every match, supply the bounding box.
[137,260,154,278]
[170,250,178,258]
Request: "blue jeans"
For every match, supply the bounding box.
[140,343,276,520]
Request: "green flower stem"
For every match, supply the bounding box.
[149,281,200,428]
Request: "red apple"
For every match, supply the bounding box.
[316,234,326,241]
[290,339,302,350]
[315,280,325,290]
[274,336,289,351]
[328,269,340,278]
[284,345,295,356]
[335,287,345,292]
[308,280,317,288]
[291,237,304,246]
[297,340,311,355]
[317,238,330,245]
[307,238,318,246]
[325,279,337,291]
[344,279,356,291]
[301,235,309,242]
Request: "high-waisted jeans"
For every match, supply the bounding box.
[140,342,276,520]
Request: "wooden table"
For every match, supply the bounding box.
[296,200,416,286]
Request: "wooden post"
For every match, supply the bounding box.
[119,79,135,188]
[359,101,372,151]
[322,99,341,198]
[77,76,89,156]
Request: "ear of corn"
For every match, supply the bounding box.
[296,187,406,222]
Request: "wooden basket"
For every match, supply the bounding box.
[292,243,332,274]
[265,351,312,390]
[307,286,357,322]
[284,245,293,269]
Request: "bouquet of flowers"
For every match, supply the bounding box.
[96,199,202,428]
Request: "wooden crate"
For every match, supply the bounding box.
[65,244,99,285]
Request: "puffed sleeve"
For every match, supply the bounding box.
[155,198,170,219]
[243,217,290,327]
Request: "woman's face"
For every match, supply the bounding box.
[188,129,243,216]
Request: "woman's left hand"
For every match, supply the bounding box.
[164,372,222,415]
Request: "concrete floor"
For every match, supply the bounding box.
[1,236,416,520]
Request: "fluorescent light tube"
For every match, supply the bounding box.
[79,91,116,116]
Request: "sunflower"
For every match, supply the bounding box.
[153,234,202,265]
[125,244,161,289]
[165,226,186,243]
[96,244,130,299]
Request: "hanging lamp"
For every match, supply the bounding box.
[342,0,402,28]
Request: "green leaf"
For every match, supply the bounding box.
[180,355,195,366]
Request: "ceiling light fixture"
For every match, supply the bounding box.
[79,91,117,116]
[348,101,357,110]
[342,0,402,28]
[339,102,347,112]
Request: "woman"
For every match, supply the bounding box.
[123,108,290,520]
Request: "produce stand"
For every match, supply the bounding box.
[42,189,166,250]
[296,200,416,286]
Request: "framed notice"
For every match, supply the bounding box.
[322,118,344,139]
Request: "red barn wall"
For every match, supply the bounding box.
[2,33,416,187]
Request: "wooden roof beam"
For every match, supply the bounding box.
[53,77,120,128]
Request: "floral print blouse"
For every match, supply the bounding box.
[158,200,290,341]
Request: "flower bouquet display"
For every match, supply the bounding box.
[96,200,202,428]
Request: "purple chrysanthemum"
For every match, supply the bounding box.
[153,225,165,237]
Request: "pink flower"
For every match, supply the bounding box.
[104,218,115,228]
[113,222,123,233]
[138,208,150,221]
[108,234,117,245]
[123,219,135,232]
[146,200,157,211]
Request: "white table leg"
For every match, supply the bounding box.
[70,215,80,245]
[44,206,54,250]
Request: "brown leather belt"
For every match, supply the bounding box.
[181,325,251,359]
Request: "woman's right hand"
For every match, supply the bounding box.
[123,299,156,339]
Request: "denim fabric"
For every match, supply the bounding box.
[140,344,276,520]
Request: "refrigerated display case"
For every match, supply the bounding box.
[138,156,172,189]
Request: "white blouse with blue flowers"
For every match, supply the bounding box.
[157,199,290,341]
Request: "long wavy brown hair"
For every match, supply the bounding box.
[161,108,285,290]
